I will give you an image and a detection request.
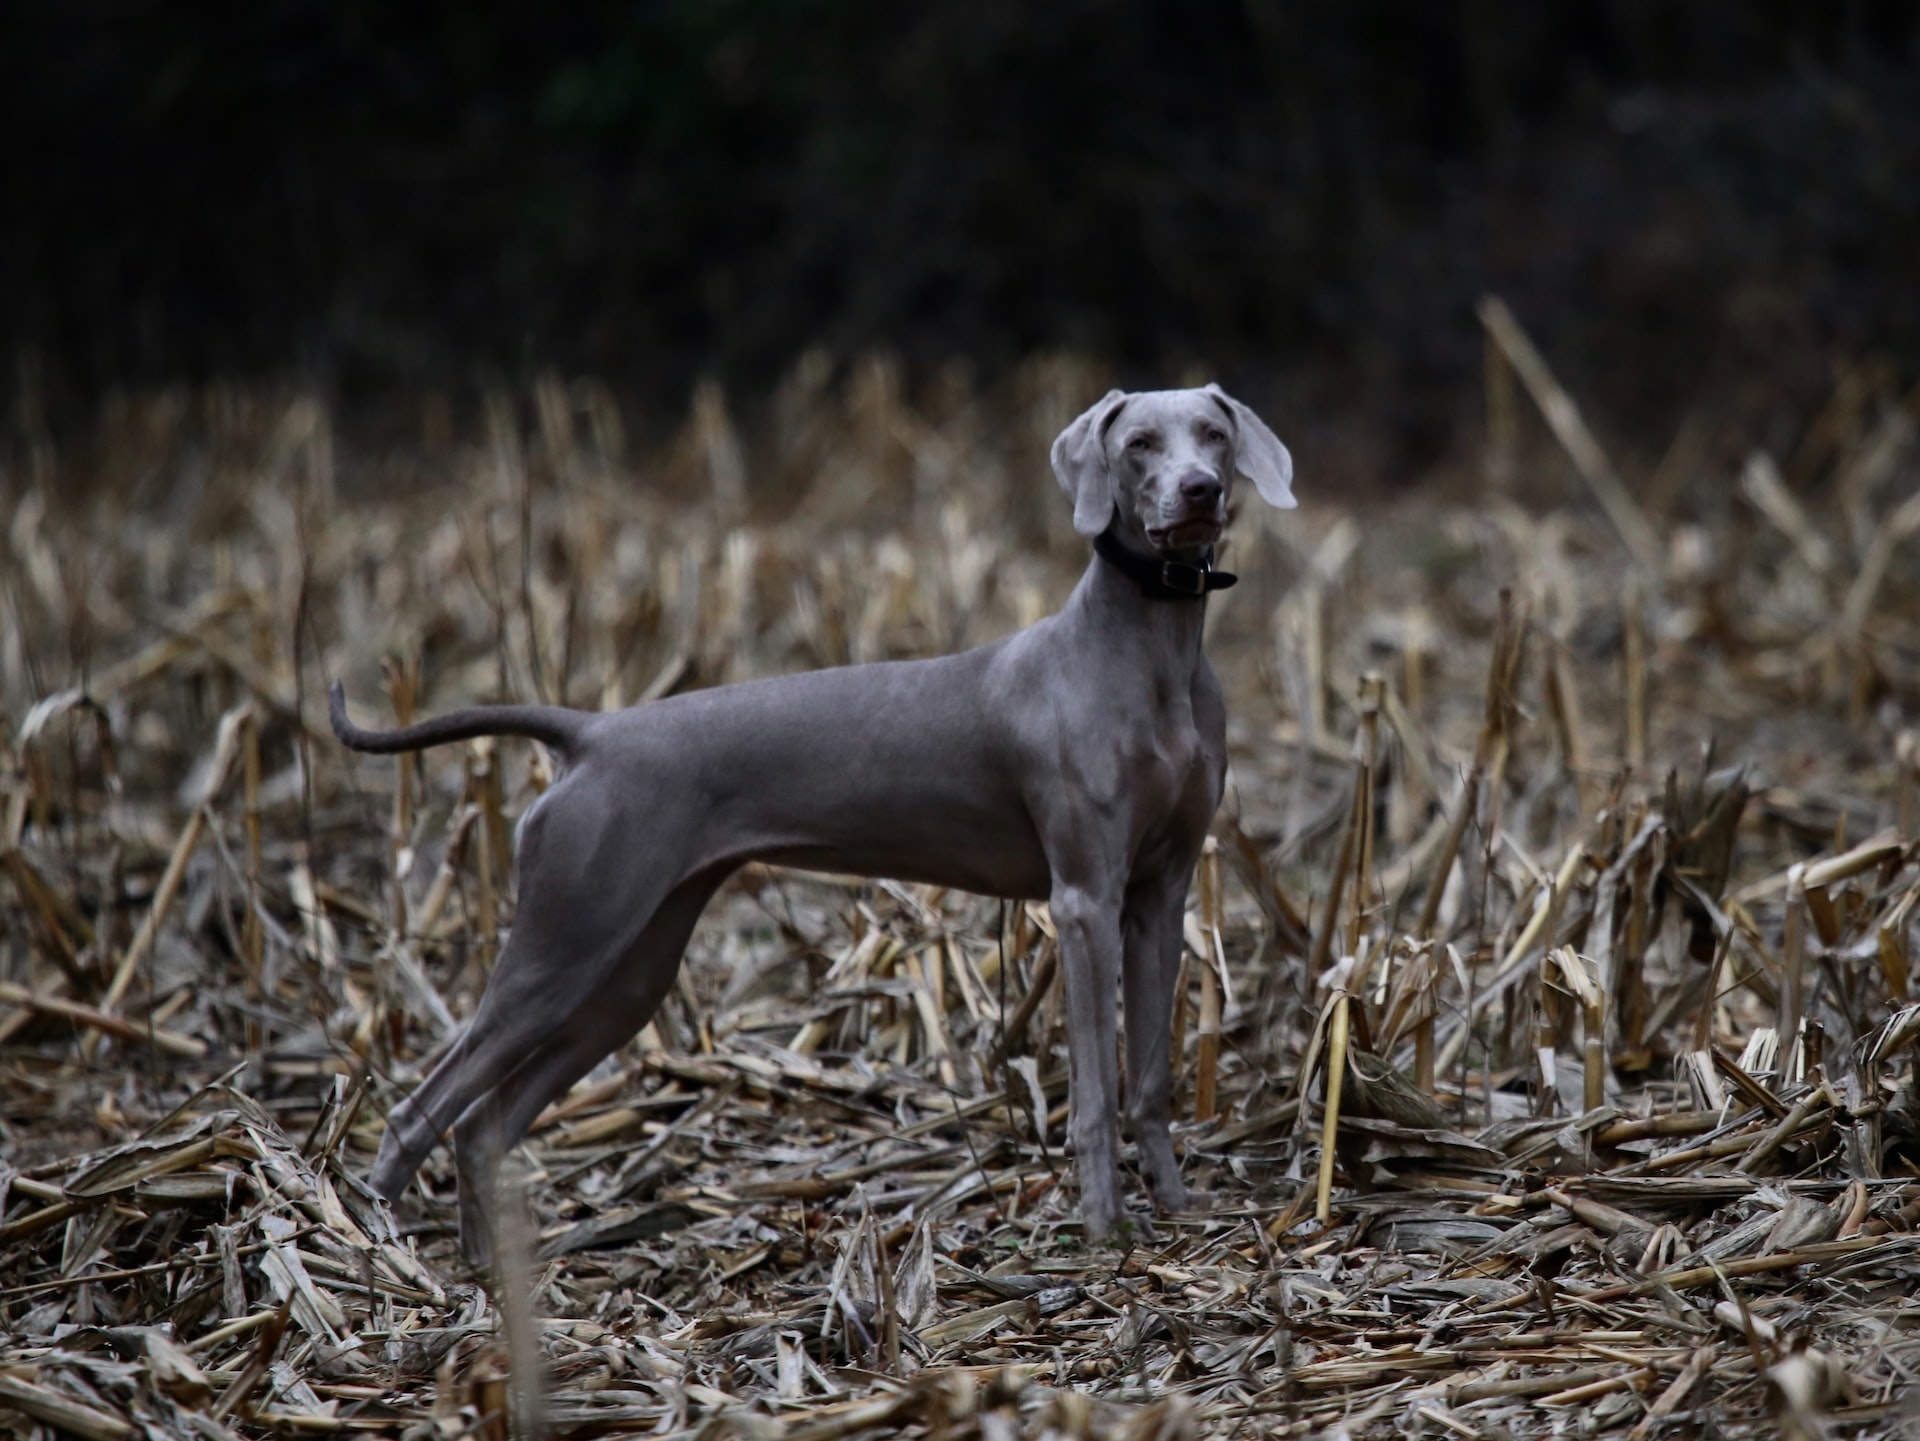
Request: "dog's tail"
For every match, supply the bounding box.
[328,681,587,757]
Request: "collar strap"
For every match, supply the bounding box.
[1093,531,1238,600]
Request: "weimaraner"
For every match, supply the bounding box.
[330,384,1295,1257]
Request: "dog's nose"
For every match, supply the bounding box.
[1179,472,1223,508]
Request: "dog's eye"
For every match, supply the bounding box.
[1126,433,1156,452]
[1203,426,1228,445]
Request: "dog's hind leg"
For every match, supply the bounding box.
[368,788,692,1204]
[446,869,727,1262]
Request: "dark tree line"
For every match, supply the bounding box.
[5,1,1917,469]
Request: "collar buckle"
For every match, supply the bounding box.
[1160,559,1209,596]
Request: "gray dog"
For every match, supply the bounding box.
[330,384,1294,1256]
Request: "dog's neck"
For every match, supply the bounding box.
[1090,529,1237,602]
[1070,528,1221,673]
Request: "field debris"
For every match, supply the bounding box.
[5,363,1920,1436]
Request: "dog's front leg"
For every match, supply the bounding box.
[1122,872,1193,1213]
[1050,880,1126,1240]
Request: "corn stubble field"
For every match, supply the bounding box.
[4,345,1920,1440]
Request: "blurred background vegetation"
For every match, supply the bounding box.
[4,0,1917,484]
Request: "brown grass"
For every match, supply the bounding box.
[3,343,1920,1438]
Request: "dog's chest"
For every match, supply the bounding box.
[1121,698,1215,818]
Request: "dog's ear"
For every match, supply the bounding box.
[1051,389,1129,536]
[1206,384,1296,510]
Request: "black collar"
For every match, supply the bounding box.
[1093,530,1238,601]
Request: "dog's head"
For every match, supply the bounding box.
[1050,385,1295,555]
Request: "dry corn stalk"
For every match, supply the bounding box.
[1315,990,1351,1224]
[1194,839,1223,1124]
[466,738,503,972]
[1547,946,1606,1113]
[1477,294,1663,575]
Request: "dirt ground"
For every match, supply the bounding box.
[4,368,1920,1437]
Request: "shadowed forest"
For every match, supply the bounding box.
[6,2,1918,484]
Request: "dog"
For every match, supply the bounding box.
[330,383,1294,1256]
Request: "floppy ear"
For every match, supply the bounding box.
[1206,384,1296,509]
[1051,389,1129,536]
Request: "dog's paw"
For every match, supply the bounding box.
[1153,1185,1217,1217]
